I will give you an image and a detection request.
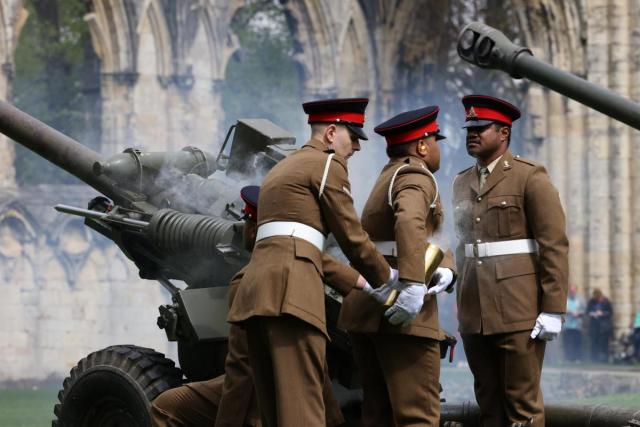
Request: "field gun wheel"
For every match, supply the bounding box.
[53,345,183,427]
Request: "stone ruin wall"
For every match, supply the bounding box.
[0,0,638,381]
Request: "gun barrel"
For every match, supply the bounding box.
[441,401,640,426]
[0,100,129,203]
[457,22,640,130]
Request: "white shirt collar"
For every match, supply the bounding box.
[477,155,503,174]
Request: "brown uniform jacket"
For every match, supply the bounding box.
[339,156,454,340]
[228,138,390,336]
[219,256,359,427]
[452,150,569,335]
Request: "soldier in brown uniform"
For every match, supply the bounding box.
[452,95,569,427]
[339,106,457,426]
[150,186,360,427]
[228,98,398,427]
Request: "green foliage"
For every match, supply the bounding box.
[221,0,305,141]
[13,0,99,185]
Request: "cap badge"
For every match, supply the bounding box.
[466,107,478,120]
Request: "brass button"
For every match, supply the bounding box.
[475,217,481,222]
[477,260,483,266]
[501,201,507,206]
[477,196,482,202]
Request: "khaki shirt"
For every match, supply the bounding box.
[228,138,390,336]
[452,150,569,335]
[339,155,454,340]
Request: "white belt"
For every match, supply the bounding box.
[374,241,398,256]
[256,221,325,252]
[465,239,538,258]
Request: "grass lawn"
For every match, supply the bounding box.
[565,392,640,409]
[0,387,58,427]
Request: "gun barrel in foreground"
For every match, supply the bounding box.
[457,22,640,131]
[441,401,640,427]
[0,100,135,204]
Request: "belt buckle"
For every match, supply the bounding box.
[472,243,479,258]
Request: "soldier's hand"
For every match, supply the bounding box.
[360,281,393,305]
[530,312,563,340]
[427,267,454,295]
[384,282,426,327]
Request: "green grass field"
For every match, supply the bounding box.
[0,387,637,427]
[562,392,640,409]
[0,387,58,427]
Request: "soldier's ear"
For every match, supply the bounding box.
[416,139,429,156]
[499,125,511,143]
[325,124,338,143]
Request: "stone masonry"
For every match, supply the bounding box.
[1,0,640,381]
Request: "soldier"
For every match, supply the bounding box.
[150,185,362,427]
[452,95,569,426]
[339,106,456,426]
[228,98,397,427]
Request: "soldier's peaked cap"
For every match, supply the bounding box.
[374,106,445,146]
[240,185,260,220]
[462,95,521,128]
[302,97,369,140]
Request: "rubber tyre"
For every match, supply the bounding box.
[53,345,182,427]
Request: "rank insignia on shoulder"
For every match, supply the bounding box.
[342,186,352,196]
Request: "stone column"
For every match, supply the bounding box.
[100,73,137,154]
[608,0,633,332]
[565,99,587,292]
[630,0,640,321]
[0,0,26,187]
[585,0,611,297]
[546,92,567,202]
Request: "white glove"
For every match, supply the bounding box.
[530,312,563,341]
[361,282,393,305]
[384,282,426,327]
[386,267,400,289]
[427,267,454,295]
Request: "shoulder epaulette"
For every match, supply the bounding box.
[512,155,538,167]
[456,165,474,176]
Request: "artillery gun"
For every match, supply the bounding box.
[457,22,640,130]
[0,100,301,425]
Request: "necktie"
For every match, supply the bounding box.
[479,167,489,188]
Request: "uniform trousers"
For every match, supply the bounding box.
[151,376,227,427]
[350,332,441,427]
[245,315,328,427]
[151,321,343,427]
[462,330,546,427]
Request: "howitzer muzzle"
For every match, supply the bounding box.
[457,22,532,78]
[146,209,237,256]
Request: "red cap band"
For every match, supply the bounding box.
[466,106,512,125]
[308,111,365,125]
[243,203,257,220]
[385,120,439,145]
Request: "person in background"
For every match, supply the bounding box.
[586,288,613,363]
[563,284,585,362]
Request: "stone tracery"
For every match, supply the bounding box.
[0,0,639,379]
